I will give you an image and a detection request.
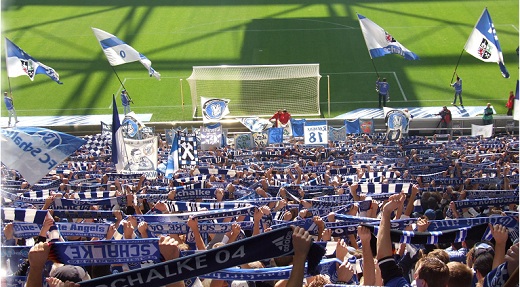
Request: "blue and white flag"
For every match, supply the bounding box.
[91,28,161,80]
[237,117,273,132]
[357,14,420,60]
[0,127,85,185]
[111,95,126,172]
[464,8,509,78]
[201,97,230,123]
[4,38,62,84]
[165,132,179,179]
[384,108,410,141]
[268,127,284,144]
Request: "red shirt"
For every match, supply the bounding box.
[279,112,291,125]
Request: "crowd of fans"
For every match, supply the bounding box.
[1,131,519,287]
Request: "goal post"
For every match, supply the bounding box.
[186,64,322,119]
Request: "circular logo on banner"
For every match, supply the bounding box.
[121,119,139,138]
[202,99,228,121]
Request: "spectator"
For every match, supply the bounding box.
[506,90,515,116]
[483,103,494,125]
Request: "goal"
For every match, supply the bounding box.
[186,64,321,119]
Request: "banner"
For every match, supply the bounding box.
[471,124,493,138]
[122,136,158,179]
[252,132,268,148]
[234,133,253,149]
[345,119,360,134]
[0,127,85,185]
[304,121,328,145]
[290,119,306,137]
[201,123,222,150]
[201,97,230,123]
[384,108,410,141]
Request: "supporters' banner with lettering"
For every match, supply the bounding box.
[236,117,273,133]
[345,119,360,134]
[121,112,146,139]
[268,127,284,144]
[201,97,230,123]
[360,119,374,134]
[0,127,85,185]
[234,133,253,149]
[280,120,293,137]
[304,121,328,146]
[329,126,346,142]
[179,133,199,167]
[101,121,111,137]
[201,123,222,150]
[290,118,306,137]
[122,136,158,179]
[252,132,268,148]
[472,124,493,138]
[384,108,410,141]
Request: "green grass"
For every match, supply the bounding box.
[2,0,518,121]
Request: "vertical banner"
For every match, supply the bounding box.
[123,136,158,179]
[200,123,222,150]
[304,121,328,146]
[384,108,410,141]
[178,133,199,168]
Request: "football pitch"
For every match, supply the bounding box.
[1,0,518,122]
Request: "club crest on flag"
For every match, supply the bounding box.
[201,97,230,122]
[478,39,492,59]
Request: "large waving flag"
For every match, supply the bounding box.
[111,95,126,172]
[4,38,62,84]
[91,28,161,80]
[165,132,179,179]
[0,127,85,185]
[464,8,509,78]
[357,14,419,60]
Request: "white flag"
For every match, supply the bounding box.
[91,27,161,80]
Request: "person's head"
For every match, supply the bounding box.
[122,89,126,94]
[456,76,460,81]
[414,257,450,287]
[426,249,450,264]
[473,252,494,281]
[382,78,387,82]
[510,91,514,96]
[486,103,491,108]
[443,106,448,111]
[3,92,7,97]
[50,264,91,283]
[447,262,473,287]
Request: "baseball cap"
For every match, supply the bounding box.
[50,265,90,282]
[473,242,495,259]
[424,209,436,220]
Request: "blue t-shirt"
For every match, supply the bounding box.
[453,79,462,92]
[377,81,390,95]
[4,96,14,110]
[121,93,130,106]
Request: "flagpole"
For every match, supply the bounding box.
[370,58,380,78]
[111,67,133,102]
[451,48,465,83]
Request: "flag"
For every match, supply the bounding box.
[237,117,272,132]
[201,97,230,123]
[4,38,62,84]
[463,8,509,78]
[357,14,419,60]
[514,80,519,121]
[165,132,179,179]
[111,95,126,172]
[345,119,360,134]
[268,128,284,144]
[0,127,85,185]
[91,28,161,80]
[471,124,493,138]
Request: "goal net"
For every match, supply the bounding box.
[187,64,321,119]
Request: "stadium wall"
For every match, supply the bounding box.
[47,116,517,138]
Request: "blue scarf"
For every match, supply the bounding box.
[453,196,518,209]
